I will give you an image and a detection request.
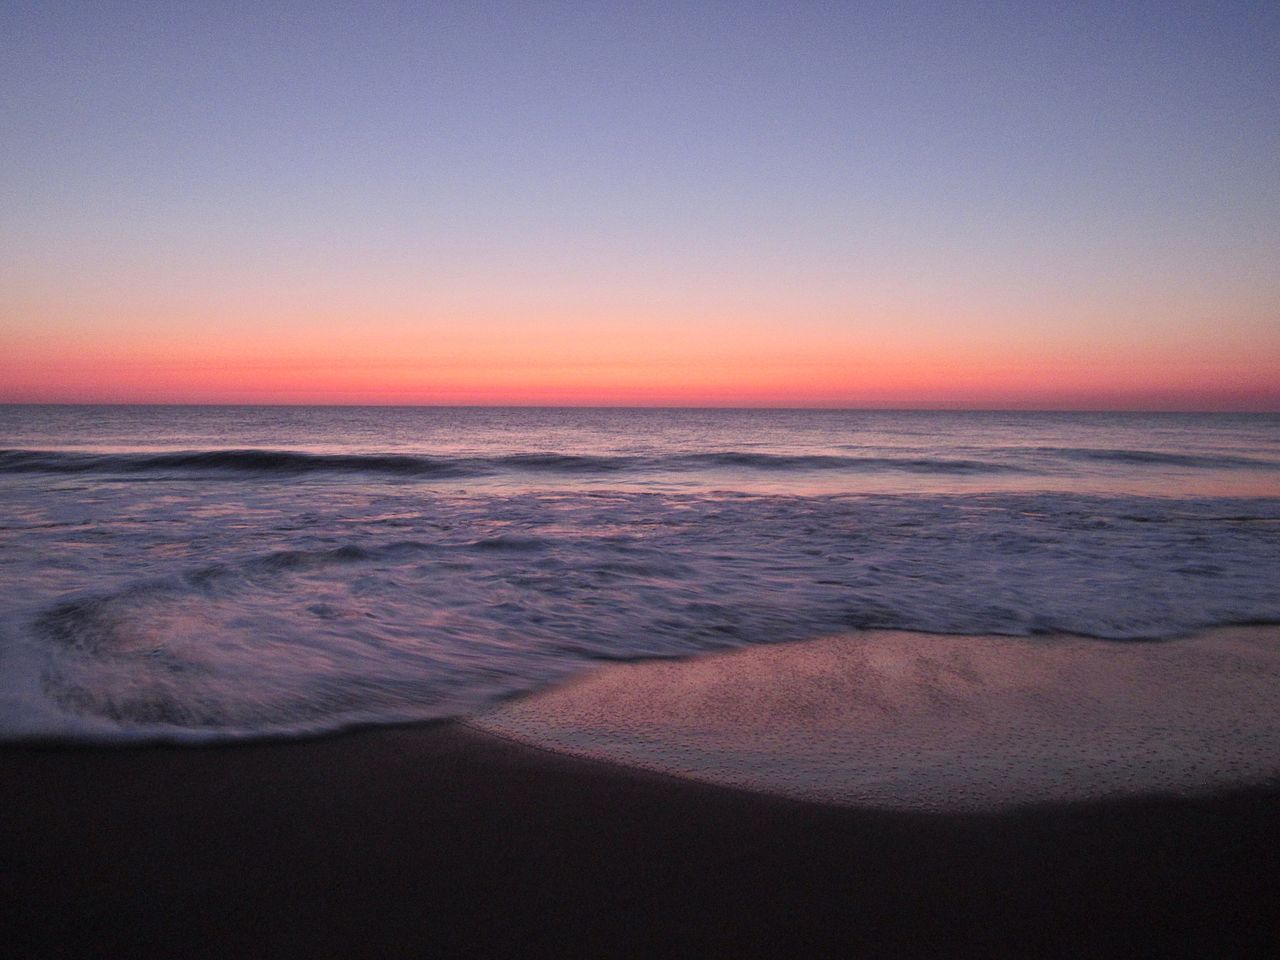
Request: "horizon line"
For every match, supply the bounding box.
[2,401,1277,415]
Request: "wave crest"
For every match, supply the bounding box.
[0,448,1032,478]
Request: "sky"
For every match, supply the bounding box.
[2,0,1278,408]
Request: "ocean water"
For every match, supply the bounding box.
[1,405,1277,743]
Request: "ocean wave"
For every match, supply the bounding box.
[0,447,1028,478]
[669,452,1026,474]
[1029,447,1278,469]
[3,489,1278,743]
[0,448,473,477]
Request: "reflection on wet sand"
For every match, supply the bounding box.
[475,627,1280,811]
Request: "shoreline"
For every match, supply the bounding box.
[4,720,1279,958]
[474,626,1280,811]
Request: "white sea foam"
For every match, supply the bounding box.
[0,407,1276,743]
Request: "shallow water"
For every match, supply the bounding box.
[1,406,1277,742]
[474,627,1280,810]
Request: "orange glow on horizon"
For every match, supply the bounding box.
[4,297,1278,410]
[4,334,1277,410]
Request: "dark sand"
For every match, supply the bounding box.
[3,723,1278,959]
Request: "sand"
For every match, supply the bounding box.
[4,629,1280,957]
[474,627,1280,810]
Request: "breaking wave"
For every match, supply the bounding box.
[0,448,1033,478]
[2,489,1278,743]
[1031,447,1278,469]
[1,408,1276,745]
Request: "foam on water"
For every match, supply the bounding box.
[0,407,1277,744]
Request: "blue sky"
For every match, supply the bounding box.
[3,1,1278,406]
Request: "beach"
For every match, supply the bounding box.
[474,627,1280,811]
[2,407,1277,955]
[5,632,1280,958]
[6,0,1280,952]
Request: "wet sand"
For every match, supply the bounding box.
[3,720,1278,958]
[475,627,1280,810]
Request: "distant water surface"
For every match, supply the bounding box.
[1,406,1277,742]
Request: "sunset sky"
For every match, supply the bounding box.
[2,1,1278,408]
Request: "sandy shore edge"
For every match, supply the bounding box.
[474,626,1280,811]
[4,716,1279,958]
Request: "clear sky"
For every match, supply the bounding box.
[2,1,1278,408]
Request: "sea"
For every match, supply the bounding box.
[1,405,1277,743]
